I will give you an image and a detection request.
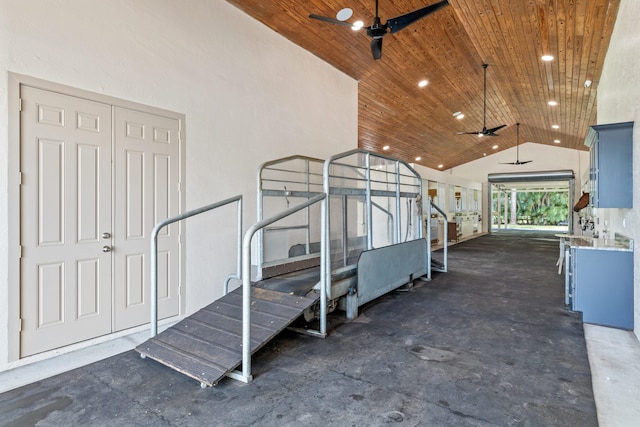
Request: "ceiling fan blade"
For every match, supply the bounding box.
[500,162,518,165]
[519,160,533,164]
[456,131,482,135]
[371,38,383,60]
[486,124,507,134]
[386,0,449,34]
[309,14,356,28]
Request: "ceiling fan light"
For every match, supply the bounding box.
[478,133,484,137]
[352,20,364,30]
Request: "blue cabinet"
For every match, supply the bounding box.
[570,248,634,329]
[585,121,634,208]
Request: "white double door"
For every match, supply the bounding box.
[20,86,181,357]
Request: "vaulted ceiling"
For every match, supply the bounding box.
[226,0,620,170]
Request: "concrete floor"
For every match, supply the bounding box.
[0,231,638,426]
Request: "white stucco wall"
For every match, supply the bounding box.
[597,0,640,337]
[0,0,357,369]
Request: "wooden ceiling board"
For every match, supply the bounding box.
[226,0,621,170]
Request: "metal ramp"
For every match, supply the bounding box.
[136,286,317,387]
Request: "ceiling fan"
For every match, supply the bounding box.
[500,123,532,165]
[309,0,450,60]
[457,64,507,137]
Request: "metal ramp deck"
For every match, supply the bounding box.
[135,286,317,387]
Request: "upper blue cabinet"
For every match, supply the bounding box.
[585,121,634,208]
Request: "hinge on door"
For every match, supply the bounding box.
[18,171,23,185]
[18,98,22,112]
[18,318,23,332]
[19,245,23,259]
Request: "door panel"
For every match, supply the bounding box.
[113,107,180,331]
[20,86,113,357]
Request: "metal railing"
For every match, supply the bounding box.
[149,195,243,338]
[426,200,448,277]
[235,193,327,383]
[256,155,324,279]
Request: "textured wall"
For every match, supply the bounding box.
[0,0,357,369]
[597,0,640,337]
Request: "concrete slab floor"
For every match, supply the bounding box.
[0,231,628,426]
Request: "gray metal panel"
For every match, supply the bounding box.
[488,170,575,183]
[136,286,317,386]
[356,239,428,306]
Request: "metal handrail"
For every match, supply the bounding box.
[237,193,327,383]
[429,200,448,274]
[149,195,243,338]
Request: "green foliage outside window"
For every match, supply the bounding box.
[493,191,569,225]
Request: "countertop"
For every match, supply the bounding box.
[555,234,634,252]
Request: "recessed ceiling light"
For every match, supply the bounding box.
[352,20,364,30]
[541,55,554,61]
[452,111,461,116]
[483,153,487,156]
[415,156,422,161]
[554,139,561,144]
[584,80,592,88]
[492,145,498,149]
[336,8,353,21]
[382,145,390,151]
[456,114,465,120]
[438,164,443,169]
[548,101,558,106]
[418,80,428,88]
[552,124,560,129]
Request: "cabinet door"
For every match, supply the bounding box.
[573,249,633,329]
[592,122,633,208]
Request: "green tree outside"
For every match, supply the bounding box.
[493,191,569,225]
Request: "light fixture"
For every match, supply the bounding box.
[352,20,364,30]
[478,133,484,137]
[415,156,422,161]
[492,144,499,149]
[584,80,592,88]
[336,8,353,21]
[483,153,487,157]
[541,55,554,61]
[552,124,560,129]
[438,164,443,169]
[554,139,561,144]
[456,113,464,120]
[382,145,390,151]
[548,101,558,106]
[418,80,428,88]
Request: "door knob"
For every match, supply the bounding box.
[102,245,113,253]
[102,232,111,239]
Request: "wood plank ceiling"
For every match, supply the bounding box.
[226,0,620,170]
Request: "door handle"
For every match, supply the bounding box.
[102,245,113,253]
[102,232,111,239]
